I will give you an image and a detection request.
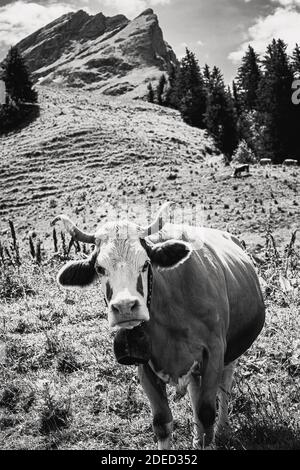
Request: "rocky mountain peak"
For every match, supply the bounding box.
[14,8,177,98]
[137,8,154,17]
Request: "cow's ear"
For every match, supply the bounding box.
[145,239,192,270]
[57,259,96,288]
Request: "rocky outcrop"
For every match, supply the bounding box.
[15,8,178,97]
[17,10,91,71]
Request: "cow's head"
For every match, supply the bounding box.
[52,203,192,330]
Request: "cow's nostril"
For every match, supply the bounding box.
[111,299,139,315]
[111,304,120,315]
[131,300,138,311]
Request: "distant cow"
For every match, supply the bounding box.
[232,164,250,178]
[260,158,272,165]
[53,203,265,450]
[283,159,298,166]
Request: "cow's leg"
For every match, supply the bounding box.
[138,364,173,450]
[216,360,236,441]
[188,350,223,449]
[188,374,206,448]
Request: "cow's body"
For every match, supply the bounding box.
[53,207,265,450]
[260,158,272,165]
[232,164,250,178]
[147,225,264,377]
[283,159,298,166]
[137,225,265,448]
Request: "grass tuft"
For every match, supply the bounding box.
[39,384,71,434]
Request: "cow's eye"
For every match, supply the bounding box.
[96,265,107,276]
[142,261,150,272]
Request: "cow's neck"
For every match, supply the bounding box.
[146,267,203,382]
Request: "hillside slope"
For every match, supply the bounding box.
[0,86,215,237]
[0,87,299,451]
[0,86,299,252]
[16,8,177,97]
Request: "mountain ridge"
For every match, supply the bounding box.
[15,8,177,98]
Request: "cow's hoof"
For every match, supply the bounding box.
[192,437,216,450]
[192,437,203,449]
[158,437,171,450]
[204,442,216,450]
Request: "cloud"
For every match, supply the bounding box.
[229,6,300,62]
[100,0,171,17]
[0,1,73,51]
[270,0,300,5]
[244,0,300,4]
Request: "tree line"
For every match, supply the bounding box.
[0,46,38,135]
[148,39,300,164]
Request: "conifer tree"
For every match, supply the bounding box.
[178,48,206,128]
[203,64,211,85]
[292,44,300,75]
[205,67,238,157]
[221,86,239,157]
[291,44,300,162]
[157,74,167,106]
[236,45,261,111]
[205,67,224,137]
[147,82,155,103]
[257,39,295,163]
[164,64,178,108]
[3,46,37,104]
[232,80,242,116]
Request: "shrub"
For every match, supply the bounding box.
[0,100,39,135]
[232,140,257,164]
[0,266,35,300]
[57,345,80,374]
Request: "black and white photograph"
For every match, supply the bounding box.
[0,0,299,453]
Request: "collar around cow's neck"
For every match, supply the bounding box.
[147,264,153,310]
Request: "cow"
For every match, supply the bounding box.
[260,158,272,165]
[232,164,250,178]
[52,202,265,450]
[283,159,298,166]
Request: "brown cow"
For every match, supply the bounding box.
[260,158,272,165]
[53,203,265,449]
[283,159,298,166]
[232,164,250,178]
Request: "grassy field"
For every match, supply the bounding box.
[0,86,299,450]
[0,225,299,450]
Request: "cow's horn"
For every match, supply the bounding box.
[51,215,96,244]
[139,202,175,238]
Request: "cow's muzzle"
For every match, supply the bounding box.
[109,298,149,330]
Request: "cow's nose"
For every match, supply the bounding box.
[111,299,138,315]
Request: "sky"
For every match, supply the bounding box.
[0,0,299,83]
